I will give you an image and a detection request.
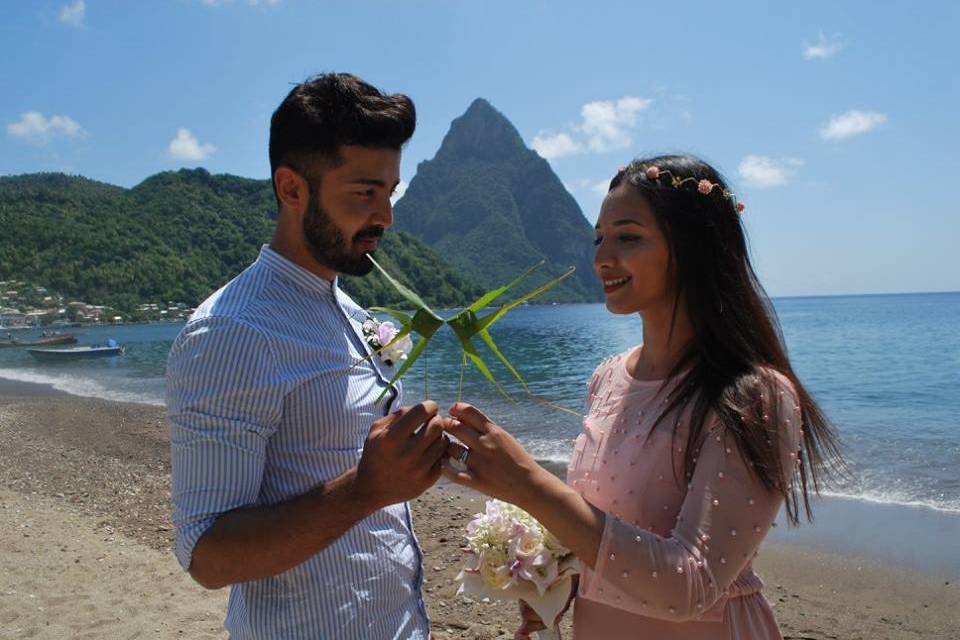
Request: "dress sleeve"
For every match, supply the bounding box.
[165,316,285,570]
[581,373,803,621]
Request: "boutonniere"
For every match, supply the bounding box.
[362,315,414,367]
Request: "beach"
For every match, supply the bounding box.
[1,383,957,639]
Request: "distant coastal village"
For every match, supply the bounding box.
[0,279,193,329]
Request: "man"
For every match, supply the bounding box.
[167,73,447,639]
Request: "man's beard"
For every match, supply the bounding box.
[302,186,383,277]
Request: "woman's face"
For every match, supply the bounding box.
[593,183,673,315]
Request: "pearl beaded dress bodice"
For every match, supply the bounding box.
[567,348,802,640]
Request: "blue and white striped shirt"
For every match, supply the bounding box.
[166,245,430,639]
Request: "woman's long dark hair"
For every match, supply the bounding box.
[609,154,845,525]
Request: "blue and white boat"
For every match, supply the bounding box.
[28,338,124,362]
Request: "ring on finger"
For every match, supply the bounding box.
[457,447,470,465]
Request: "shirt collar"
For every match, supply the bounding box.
[257,244,338,299]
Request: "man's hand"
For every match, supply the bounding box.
[354,401,451,510]
[185,402,451,589]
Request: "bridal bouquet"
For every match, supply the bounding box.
[456,500,579,640]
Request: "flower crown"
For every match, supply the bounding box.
[621,163,745,214]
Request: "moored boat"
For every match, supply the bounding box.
[0,333,79,348]
[28,343,124,361]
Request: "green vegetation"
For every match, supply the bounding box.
[340,231,484,308]
[0,170,481,313]
[0,98,601,315]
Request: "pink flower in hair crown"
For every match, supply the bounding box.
[631,163,747,213]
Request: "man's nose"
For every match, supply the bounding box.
[373,194,394,229]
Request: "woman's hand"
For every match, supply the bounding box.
[442,403,550,509]
[515,599,549,639]
[445,403,606,571]
[516,574,578,640]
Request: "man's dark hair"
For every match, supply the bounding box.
[268,72,416,199]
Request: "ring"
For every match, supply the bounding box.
[457,448,470,465]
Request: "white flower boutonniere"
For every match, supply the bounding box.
[362,316,414,367]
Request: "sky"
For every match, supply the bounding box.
[2,0,958,297]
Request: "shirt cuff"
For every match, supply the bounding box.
[174,516,218,571]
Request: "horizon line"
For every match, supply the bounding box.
[770,289,959,301]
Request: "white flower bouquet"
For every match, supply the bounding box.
[456,500,579,640]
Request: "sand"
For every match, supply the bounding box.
[0,387,957,639]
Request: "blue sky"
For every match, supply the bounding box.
[2,1,958,297]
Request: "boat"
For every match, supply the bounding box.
[28,342,124,361]
[0,332,79,348]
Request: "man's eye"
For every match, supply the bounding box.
[593,236,603,246]
[356,189,374,197]
[619,235,641,243]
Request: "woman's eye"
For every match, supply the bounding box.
[618,234,641,243]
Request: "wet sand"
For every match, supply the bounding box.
[1,384,957,639]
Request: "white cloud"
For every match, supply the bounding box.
[579,96,652,152]
[59,0,85,27]
[168,128,216,161]
[529,95,653,160]
[590,180,611,196]
[7,111,84,144]
[819,110,888,140]
[391,180,408,204]
[561,178,609,196]
[738,155,803,188]
[803,31,845,59]
[532,132,581,160]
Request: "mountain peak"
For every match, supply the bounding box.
[463,97,497,116]
[435,98,526,162]
[393,99,602,303]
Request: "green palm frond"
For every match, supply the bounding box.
[364,255,575,403]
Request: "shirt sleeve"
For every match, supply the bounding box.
[580,372,803,621]
[166,315,285,570]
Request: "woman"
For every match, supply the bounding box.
[443,154,843,639]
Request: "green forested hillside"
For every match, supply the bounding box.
[2,99,604,314]
[0,170,482,312]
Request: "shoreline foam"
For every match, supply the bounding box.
[1,373,958,565]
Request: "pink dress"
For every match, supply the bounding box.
[566,348,802,640]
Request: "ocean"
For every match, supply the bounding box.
[2,292,958,519]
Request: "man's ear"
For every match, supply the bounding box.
[274,166,309,216]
